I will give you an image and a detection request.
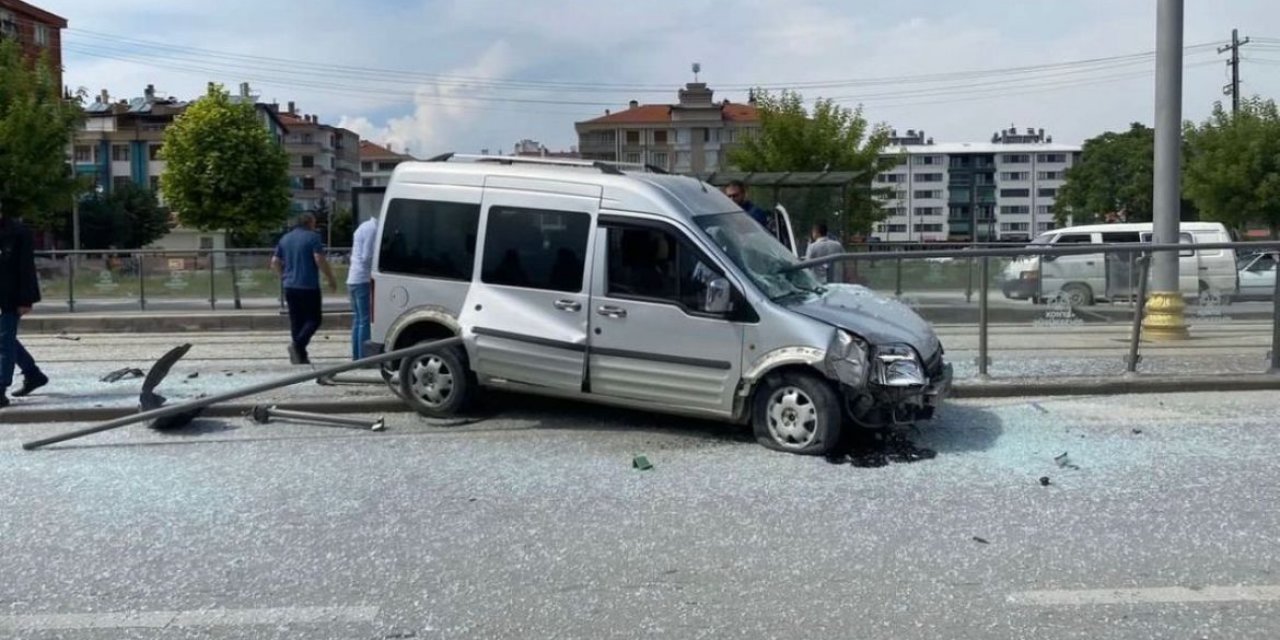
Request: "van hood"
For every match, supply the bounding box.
[788,284,942,359]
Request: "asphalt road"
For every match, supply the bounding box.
[3,391,1280,639]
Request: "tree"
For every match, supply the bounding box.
[727,89,896,237]
[329,207,354,247]
[161,83,290,238]
[0,39,84,227]
[70,183,171,249]
[1054,123,1154,226]
[1184,97,1280,236]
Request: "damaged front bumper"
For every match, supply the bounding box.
[823,330,952,427]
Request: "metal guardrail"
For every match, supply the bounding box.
[33,248,353,312]
[793,240,1280,377]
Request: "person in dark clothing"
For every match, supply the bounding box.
[0,211,49,408]
[723,179,770,229]
[271,213,337,365]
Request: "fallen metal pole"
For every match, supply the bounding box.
[21,337,460,450]
[252,405,385,431]
[1126,255,1152,374]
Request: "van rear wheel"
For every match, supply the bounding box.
[1062,283,1094,307]
[752,372,843,456]
[398,342,474,418]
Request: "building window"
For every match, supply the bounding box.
[650,151,669,168]
[1000,205,1031,215]
[1036,205,1053,215]
[623,152,642,164]
[913,190,941,199]
[112,145,130,162]
[112,176,132,190]
[1000,188,1031,198]
[724,129,738,143]
[1000,222,1031,232]
[894,156,908,166]
[887,224,908,233]
[481,206,591,293]
[675,151,691,168]
[361,178,373,186]
[877,173,905,183]
[378,162,397,172]
[912,155,941,165]
[1038,188,1058,198]
[73,146,92,163]
[625,130,641,145]
[361,161,373,172]
[1002,154,1031,164]
[704,150,718,168]
[1038,153,1068,163]
[653,130,668,145]
[302,155,315,168]
[149,145,162,161]
[0,10,15,37]
[1000,172,1029,181]
[916,173,944,183]
[302,134,313,144]
[1037,222,1057,231]
[885,206,907,217]
[34,24,49,47]
[914,223,944,233]
[1037,171,1065,180]
[675,129,691,145]
[914,207,942,216]
[302,178,315,190]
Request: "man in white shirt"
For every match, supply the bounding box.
[804,220,844,284]
[346,216,379,360]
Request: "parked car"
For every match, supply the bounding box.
[366,155,951,456]
[1236,251,1277,300]
[1000,221,1238,306]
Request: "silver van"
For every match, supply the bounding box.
[366,156,951,455]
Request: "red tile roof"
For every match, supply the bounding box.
[0,0,68,27]
[580,102,759,125]
[360,140,414,160]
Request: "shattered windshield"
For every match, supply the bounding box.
[695,212,825,302]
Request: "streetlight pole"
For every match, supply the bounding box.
[1142,0,1190,340]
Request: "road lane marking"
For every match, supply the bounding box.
[1009,585,1280,606]
[0,606,379,631]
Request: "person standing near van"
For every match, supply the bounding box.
[723,180,770,229]
[346,216,379,361]
[805,220,844,284]
[0,209,48,408]
[271,213,337,365]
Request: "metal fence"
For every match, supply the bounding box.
[34,248,353,312]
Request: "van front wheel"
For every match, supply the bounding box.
[752,372,843,456]
[398,342,474,418]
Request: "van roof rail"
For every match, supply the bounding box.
[421,153,652,176]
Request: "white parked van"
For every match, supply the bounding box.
[1000,222,1238,306]
[366,156,951,456]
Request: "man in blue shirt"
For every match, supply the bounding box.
[271,213,337,365]
[722,179,770,229]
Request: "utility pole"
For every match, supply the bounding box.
[1143,0,1189,341]
[1218,28,1250,115]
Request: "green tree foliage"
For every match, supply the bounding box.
[727,90,897,237]
[0,39,84,227]
[329,207,355,247]
[71,183,171,249]
[1184,97,1280,235]
[1054,123,1154,225]
[160,83,290,237]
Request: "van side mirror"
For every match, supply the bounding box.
[705,277,733,314]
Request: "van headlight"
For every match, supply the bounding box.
[873,344,926,387]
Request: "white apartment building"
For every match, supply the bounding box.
[872,128,1080,243]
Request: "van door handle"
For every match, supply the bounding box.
[553,299,582,312]
[597,305,628,319]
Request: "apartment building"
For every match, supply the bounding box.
[512,138,580,159]
[0,0,66,88]
[275,103,360,215]
[873,127,1080,243]
[359,141,414,188]
[575,82,759,173]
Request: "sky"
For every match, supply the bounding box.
[39,0,1280,157]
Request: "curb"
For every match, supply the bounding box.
[5,374,1279,425]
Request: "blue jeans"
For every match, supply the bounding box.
[349,282,371,360]
[0,311,41,392]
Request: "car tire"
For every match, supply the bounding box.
[1062,283,1094,307]
[398,342,474,418]
[752,371,843,456]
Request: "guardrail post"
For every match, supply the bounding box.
[894,255,904,298]
[1270,252,1280,374]
[965,255,974,303]
[230,251,243,310]
[978,256,990,378]
[137,252,146,311]
[66,253,76,313]
[1126,255,1152,374]
[208,250,217,311]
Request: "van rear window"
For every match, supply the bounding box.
[378,199,480,280]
